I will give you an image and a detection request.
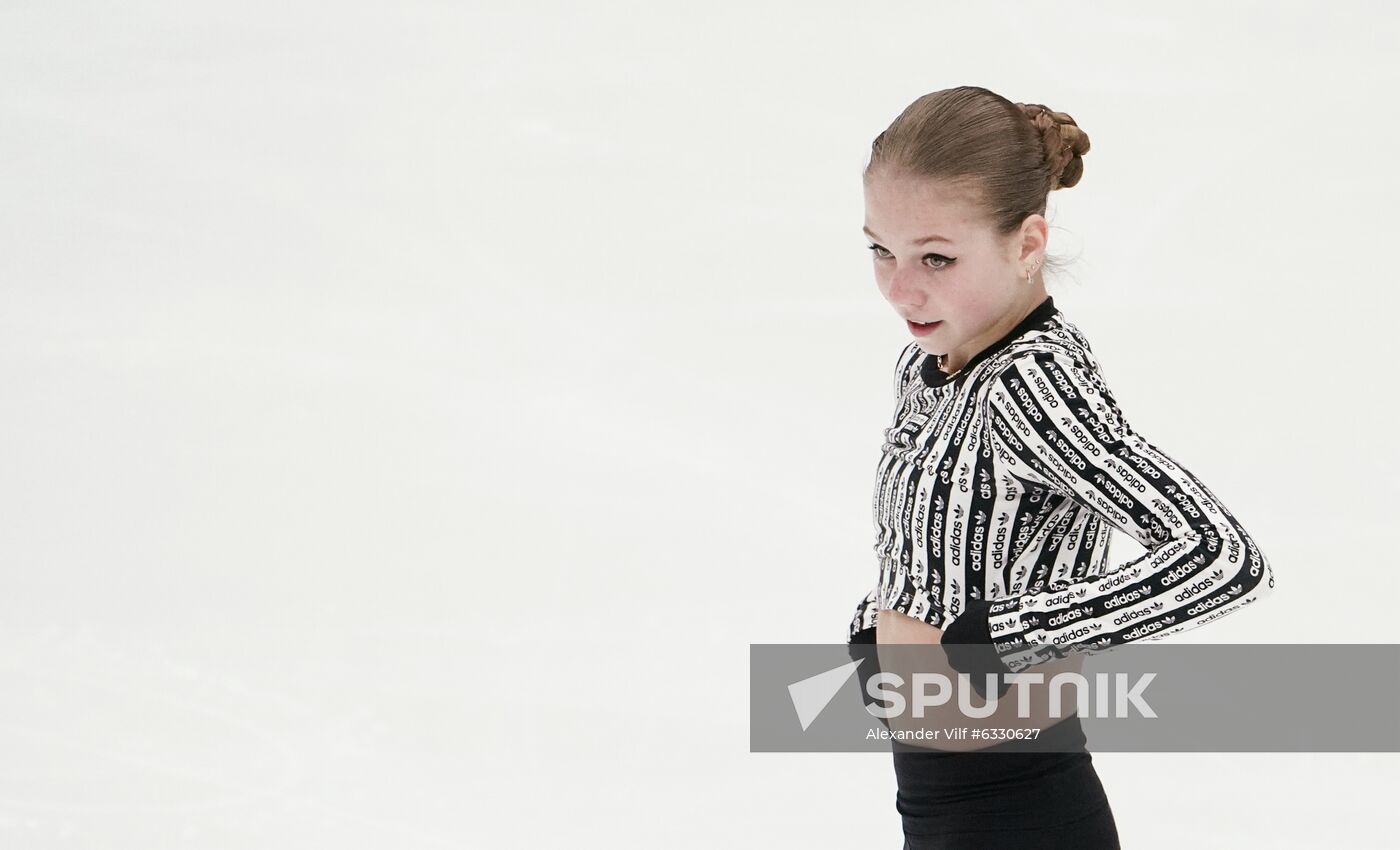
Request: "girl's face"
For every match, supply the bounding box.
[862,171,1047,370]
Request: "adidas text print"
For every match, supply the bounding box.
[848,295,1276,673]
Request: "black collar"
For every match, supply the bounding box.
[919,295,1059,388]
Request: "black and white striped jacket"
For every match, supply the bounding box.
[847,295,1276,673]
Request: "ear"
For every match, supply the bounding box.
[1015,214,1049,265]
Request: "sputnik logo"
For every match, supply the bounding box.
[787,658,865,731]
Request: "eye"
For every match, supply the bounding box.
[866,243,955,270]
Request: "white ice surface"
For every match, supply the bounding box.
[1,1,1397,847]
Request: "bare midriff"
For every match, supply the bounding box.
[874,608,1087,752]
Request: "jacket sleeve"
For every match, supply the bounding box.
[976,348,1277,674]
[847,342,928,641]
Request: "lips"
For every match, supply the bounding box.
[906,318,941,337]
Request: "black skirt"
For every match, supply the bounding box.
[849,627,1121,849]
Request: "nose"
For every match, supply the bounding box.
[886,266,925,309]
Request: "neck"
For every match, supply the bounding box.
[918,292,1058,389]
[940,287,1048,374]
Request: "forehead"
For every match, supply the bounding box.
[863,173,984,243]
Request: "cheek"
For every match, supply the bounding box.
[962,298,1003,327]
[933,288,981,324]
[941,281,1003,324]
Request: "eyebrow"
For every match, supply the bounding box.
[862,225,953,246]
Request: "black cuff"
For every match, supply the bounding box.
[943,598,1012,699]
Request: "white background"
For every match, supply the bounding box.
[3,1,1397,847]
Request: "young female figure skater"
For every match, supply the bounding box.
[845,86,1277,849]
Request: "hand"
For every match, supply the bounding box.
[941,598,1013,701]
